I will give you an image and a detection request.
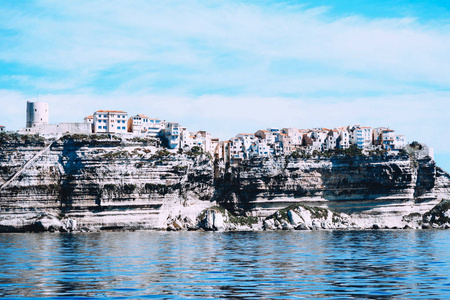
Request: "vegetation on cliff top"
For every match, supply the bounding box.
[0,132,45,146]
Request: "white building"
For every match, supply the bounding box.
[20,101,91,135]
[93,110,128,134]
[349,125,372,149]
[180,128,193,150]
[179,129,213,153]
[196,131,213,153]
[393,135,406,149]
[282,128,302,149]
[26,101,48,128]
[337,129,350,149]
[236,133,257,157]
[276,133,293,154]
[84,115,94,124]
[83,115,94,133]
[255,130,277,145]
[324,130,339,151]
[310,130,328,151]
[0,125,5,132]
[249,141,271,157]
[216,141,231,163]
[373,127,406,150]
[147,118,164,137]
[126,115,165,137]
[229,137,245,161]
[162,122,181,149]
[127,114,150,134]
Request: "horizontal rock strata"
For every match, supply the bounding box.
[0,134,449,232]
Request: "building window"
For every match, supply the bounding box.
[98,126,101,129]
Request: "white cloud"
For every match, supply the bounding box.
[0,0,449,94]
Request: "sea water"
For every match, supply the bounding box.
[0,230,449,299]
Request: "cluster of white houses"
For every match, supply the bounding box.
[15,101,415,163]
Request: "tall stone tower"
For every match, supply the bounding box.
[26,101,49,128]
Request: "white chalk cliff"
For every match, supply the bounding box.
[0,133,449,232]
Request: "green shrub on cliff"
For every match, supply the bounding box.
[186,146,203,156]
[0,132,45,146]
[409,141,423,150]
[61,134,121,142]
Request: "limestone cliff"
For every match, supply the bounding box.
[0,134,214,231]
[213,154,450,229]
[0,133,449,232]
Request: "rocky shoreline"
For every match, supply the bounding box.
[0,133,449,233]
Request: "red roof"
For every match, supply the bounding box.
[137,114,149,118]
[84,115,93,119]
[96,110,127,113]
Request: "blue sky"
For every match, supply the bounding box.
[0,0,449,171]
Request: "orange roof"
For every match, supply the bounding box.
[361,126,372,129]
[84,115,93,119]
[279,133,287,136]
[0,125,4,127]
[137,114,149,118]
[238,133,254,136]
[96,110,127,113]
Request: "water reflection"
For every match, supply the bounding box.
[0,230,449,299]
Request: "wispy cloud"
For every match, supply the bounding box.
[0,0,449,95]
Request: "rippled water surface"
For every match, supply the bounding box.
[1,230,450,299]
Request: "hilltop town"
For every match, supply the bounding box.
[0,101,447,234]
[2,101,434,164]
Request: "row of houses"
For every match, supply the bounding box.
[84,112,216,153]
[213,125,407,163]
[16,102,409,163]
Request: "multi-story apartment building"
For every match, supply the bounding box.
[349,125,372,149]
[127,114,149,134]
[162,122,181,149]
[93,110,128,134]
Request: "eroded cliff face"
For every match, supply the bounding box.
[0,135,449,232]
[213,155,450,227]
[0,136,215,231]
